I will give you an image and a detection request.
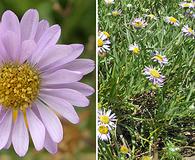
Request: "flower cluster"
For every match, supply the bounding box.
[97,108,116,141]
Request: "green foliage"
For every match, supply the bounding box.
[98,0,195,159]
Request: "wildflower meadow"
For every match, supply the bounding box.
[98,0,195,159]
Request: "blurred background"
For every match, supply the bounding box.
[0,0,96,159]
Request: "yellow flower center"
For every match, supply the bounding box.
[0,63,40,111]
[103,31,110,38]
[183,3,191,7]
[153,54,163,62]
[142,156,152,160]
[112,11,119,16]
[99,115,110,124]
[134,21,143,28]
[98,125,109,134]
[133,47,140,54]
[149,69,160,78]
[148,14,155,19]
[169,17,177,23]
[188,28,193,33]
[120,145,129,154]
[98,38,104,47]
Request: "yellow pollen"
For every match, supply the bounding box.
[183,3,191,7]
[120,145,129,154]
[0,63,40,111]
[98,125,109,134]
[99,115,110,124]
[169,17,177,23]
[134,21,143,28]
[142,156,152,160]
[133,47,140,54]
[149,69,160,78]
[103,31,110,38]
[98,38,104,47]
[112,11,120,16]
[188,28,193,33]
[153,54,163,62]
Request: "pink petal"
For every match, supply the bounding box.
[20,40,37,63]
[31,25,61,63]
[35,101,63,143]
[35,20,49,42]
[26,108,45,151]
[3,122,13,149]
[41,69,83,85]
[39,94,80,123]
[41,88,89,107]
[20,9,39,41]
[0,110,12,150]
[1,10,21,41]
[42,82,94,96]
[12,111,29,157]
[38,44,84,71]
[1,31,20,60]
[64,59,95,75]
[44,131,57,154]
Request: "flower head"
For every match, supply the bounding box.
[179,2,194,8]
[0,9,94,157]
[104,0,114,5]
[182,25,195,37]
[112,10,122,16]
[151,51,168,66]
[98,109,116,129]
[97,124,110,141]
[165,16,180,26]
[129,43,140,55]
[144,66,165,87]
[120,145,129,154]
[131,18,147,29]
[98,31,111,56]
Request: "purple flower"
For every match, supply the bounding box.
[144,66,165,87]
[151,51,168,66]
[0,9,94,157]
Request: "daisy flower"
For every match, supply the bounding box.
[179,2,194,8]
[152,51,168,66]
[182,25,195,37]
[97,124,110,141]
[131,18,147,29]
[112,10,122,17]
[98,109,116,129]
[144,66,165,87]
[129,43,140,55]
[104,0,114,5]
[0,9,94,157]
[120,145,129,154]
[165,16,180,26]
[98,31,111,55]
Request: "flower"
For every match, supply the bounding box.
[144,14,157,20]
[97,124,110,141]
[179,2,194,8]
[151,51,168,66]
[120,145,129,154]
[142,156,152,160]
[165,16,180,26]
[98,31,111,55]
[182,25,195,37]
[112,10,122,16]
[131,18,147,29]
[98,109,116,129]
[104,0,114,5]
[0,9,94,157]
[129,43,140,55]
[144,66,165,87]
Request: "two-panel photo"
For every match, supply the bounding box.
[0,0,194,160]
